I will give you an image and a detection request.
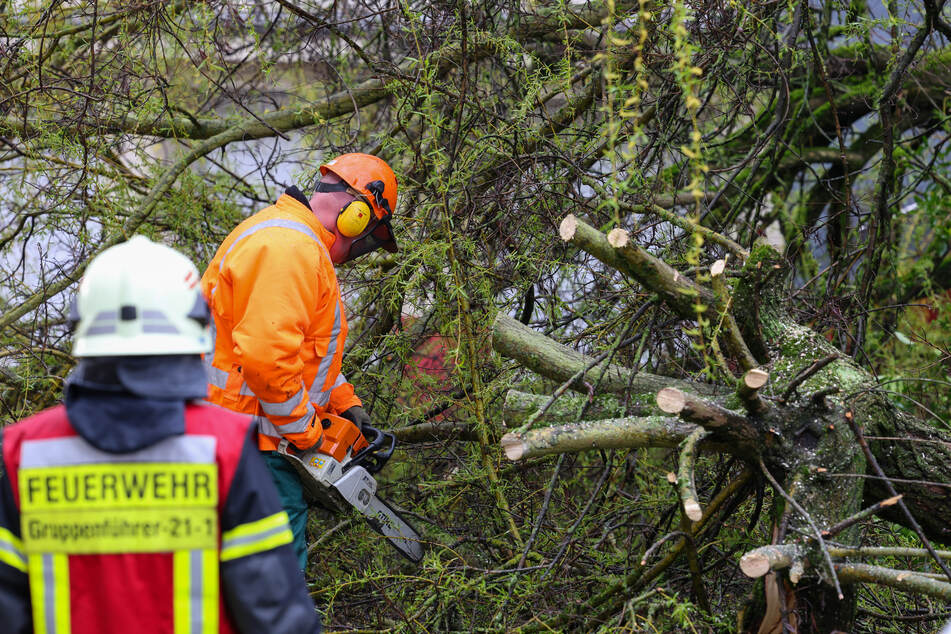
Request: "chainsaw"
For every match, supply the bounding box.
[277,413,423,563]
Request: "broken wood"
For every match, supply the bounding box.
[500,415,697,461]
[736,368,770,415]
[559,214,713,317]
[740,544,803,578]
[492,313,709,396]
[678,428,709,521]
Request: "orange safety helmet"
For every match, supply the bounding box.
[319,153,398,256]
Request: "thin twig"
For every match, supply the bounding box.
[514,300,655,433]
[822,495,902,538]
[809,386,839,409]
[542,454,615,578]
[803,4,852,215]
[823,473,951,489]
[308,518,353,552]
[517,454,564,569]
[865,435,951,448]
[781,354,839,402]
[640,531,691,566]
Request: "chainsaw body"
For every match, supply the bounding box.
[277,413,422,562]
[284,413,371,513]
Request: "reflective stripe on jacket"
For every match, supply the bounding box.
[201,193,361,451]
[0,403,318,634]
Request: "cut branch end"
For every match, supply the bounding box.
[737,368,770,415]
[559,215,578,241]
[684,501,703,522]
[500,433,526,461]
[607,228,630,248]
[657,387,686,414]
[744,368,769,390]
[740,552,772,578]
[739,544,801,579]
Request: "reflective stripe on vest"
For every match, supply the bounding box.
[220,511,292,562]
[19,434,219,634]
[259,388,316,433]
[0,525,27,572]
[260,387,306,417]
[204,216,347,431]
[174,549,218,634]
[311,373,348,408]
[21,435,216,468]
[308,297,343,402]
[29,552,69,634]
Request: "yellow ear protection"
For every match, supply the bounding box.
[336,199,372,237]
[314,180,374,237]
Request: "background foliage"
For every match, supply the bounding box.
[2,0,951,631]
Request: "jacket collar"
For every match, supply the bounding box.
[285,185,311,208]
[276,187,336,251]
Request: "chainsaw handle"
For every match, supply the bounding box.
[276,438,299,457]
[348,425,396,474]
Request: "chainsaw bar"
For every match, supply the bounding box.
[331,465,423,563]
[362,494,424,563]
[278,444,423,563]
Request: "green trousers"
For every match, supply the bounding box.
[261,451,309,571]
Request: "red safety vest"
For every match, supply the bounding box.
[1,404,250,634]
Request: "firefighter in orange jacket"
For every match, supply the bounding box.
[0,236,321,633]
[201,153,398,569]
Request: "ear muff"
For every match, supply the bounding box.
[336,199,372,237]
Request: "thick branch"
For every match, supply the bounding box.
[492,313,709,396]
[835,563,951,602]
[741,543,951,577]
[502,390,641,427]
[559,214,714,318]
[830,546,951,561]
[740,544,804,578]
[393,421,481,443]
[500,416,697,461]
[656,387,757,435]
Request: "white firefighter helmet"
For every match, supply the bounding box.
[70,236,211,357]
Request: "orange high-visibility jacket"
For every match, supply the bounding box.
[201,191,361,451]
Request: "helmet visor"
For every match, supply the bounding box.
[348,217,398,261]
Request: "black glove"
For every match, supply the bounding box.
[341,405,371,431]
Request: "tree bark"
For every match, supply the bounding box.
[500,415,697,461]
[492,313,711,396]
[502,389,645,427]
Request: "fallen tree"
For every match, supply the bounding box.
[495,218,951,632]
